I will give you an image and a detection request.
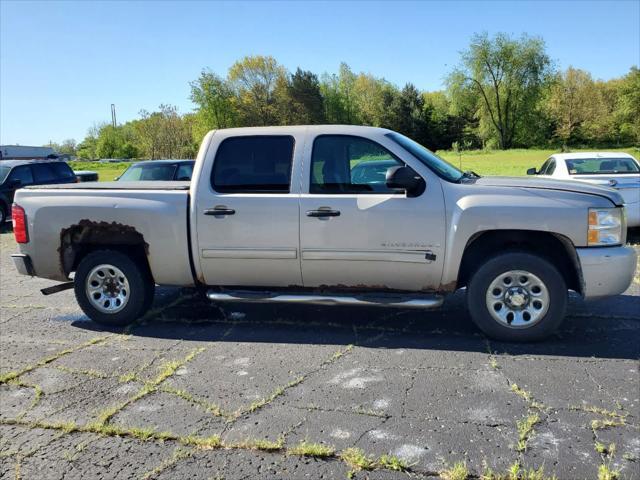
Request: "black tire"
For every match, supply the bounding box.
[74,249,155,326]
[467,251,567,342]
[0,203,6,225]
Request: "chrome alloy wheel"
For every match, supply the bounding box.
[85,264,130,314]
[485,270,550,328]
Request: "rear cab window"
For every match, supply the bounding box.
[49,162,76,179]
[32,163,60,183]
[211,136,295,193]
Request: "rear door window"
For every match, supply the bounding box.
[212,136,294,193]
[7,166,34,185]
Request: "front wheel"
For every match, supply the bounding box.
[74,250,155,326]
[467,252,567,342]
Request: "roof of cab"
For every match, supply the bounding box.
[0,159,68,168]
[208,125,394,136]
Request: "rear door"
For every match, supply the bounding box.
[194,133,304,287]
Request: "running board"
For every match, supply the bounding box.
[207,290,444,309]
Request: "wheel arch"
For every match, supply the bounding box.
[59,220,153,281]
[456,229,584,295]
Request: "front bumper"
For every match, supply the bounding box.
[577,246,637,299]
[11,254,35,276]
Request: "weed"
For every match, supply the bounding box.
[340,447,376,471]
[441,461,469,480]
[231,437,284,452]
[118,372,137,383]
[516,413,540,452]
[181,434,221,450]
[288,441,335,457]
[377,454,408,471]
[591,419,625,431]
[597,464,620,480]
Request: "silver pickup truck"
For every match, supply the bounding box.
[10,126,637,341]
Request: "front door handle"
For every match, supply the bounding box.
[306,209,340,218]
[204,206,236,216]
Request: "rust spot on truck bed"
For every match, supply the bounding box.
[59,220,149,275]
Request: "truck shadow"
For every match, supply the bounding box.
[73,287,640,361]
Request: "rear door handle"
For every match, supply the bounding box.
[204,206,236,216]
[306,209,340,218]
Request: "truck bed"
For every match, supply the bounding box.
[14,184,194,286]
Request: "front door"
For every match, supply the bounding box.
[195,134,303,287]
[299,134,446,291]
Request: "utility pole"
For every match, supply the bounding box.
[111,104,117,128]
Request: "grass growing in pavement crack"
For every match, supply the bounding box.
[87,347,206,430]
[159,385,225,417]
[141,447,193,480]
[516,413,540,452]
[441,461,469,480]
[288,441,335,457]
[229,437,284,452]
[481,461,558,480]
[0,335,111,384]
[597,464,620,480]
[340,447,377,471]
[54,365,109,379]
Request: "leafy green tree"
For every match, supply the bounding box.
[228,55,288,125]
[448,32,553,149]
[190,70,237,130]
[614,66,640,145]
[545,67,599,145]
[284,68,325,124]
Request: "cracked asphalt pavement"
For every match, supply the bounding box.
[1,228,639,479]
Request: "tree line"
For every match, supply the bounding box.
[52,32,639,160]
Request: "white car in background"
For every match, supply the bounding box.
[528,152,640,227]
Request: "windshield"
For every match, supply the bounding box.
[565,157,640,175]
[0,165,10,183]
[119,163,177,181]
[385,132,464,182]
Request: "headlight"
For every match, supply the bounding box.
[588,207,622,246]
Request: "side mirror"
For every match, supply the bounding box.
[526,168,537,175]
[386,166,426,198]
[114,176,120,181]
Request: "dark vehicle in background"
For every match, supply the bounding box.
[0,160,77,223]
[74,170,99,182]
[116,160,195,182]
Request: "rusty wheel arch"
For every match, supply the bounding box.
[59,220,151,278]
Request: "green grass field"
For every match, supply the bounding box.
[436,147,639,176]
[68,161,133,182]
[70,147,639,182]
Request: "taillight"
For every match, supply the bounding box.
[12,204,28,243]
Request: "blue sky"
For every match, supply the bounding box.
[1,0,638,145]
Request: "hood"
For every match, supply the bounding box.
[474,176,624,206]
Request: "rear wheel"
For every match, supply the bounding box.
[0,203,6,224]
[467,252,567,342]
[74,250,154,326]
